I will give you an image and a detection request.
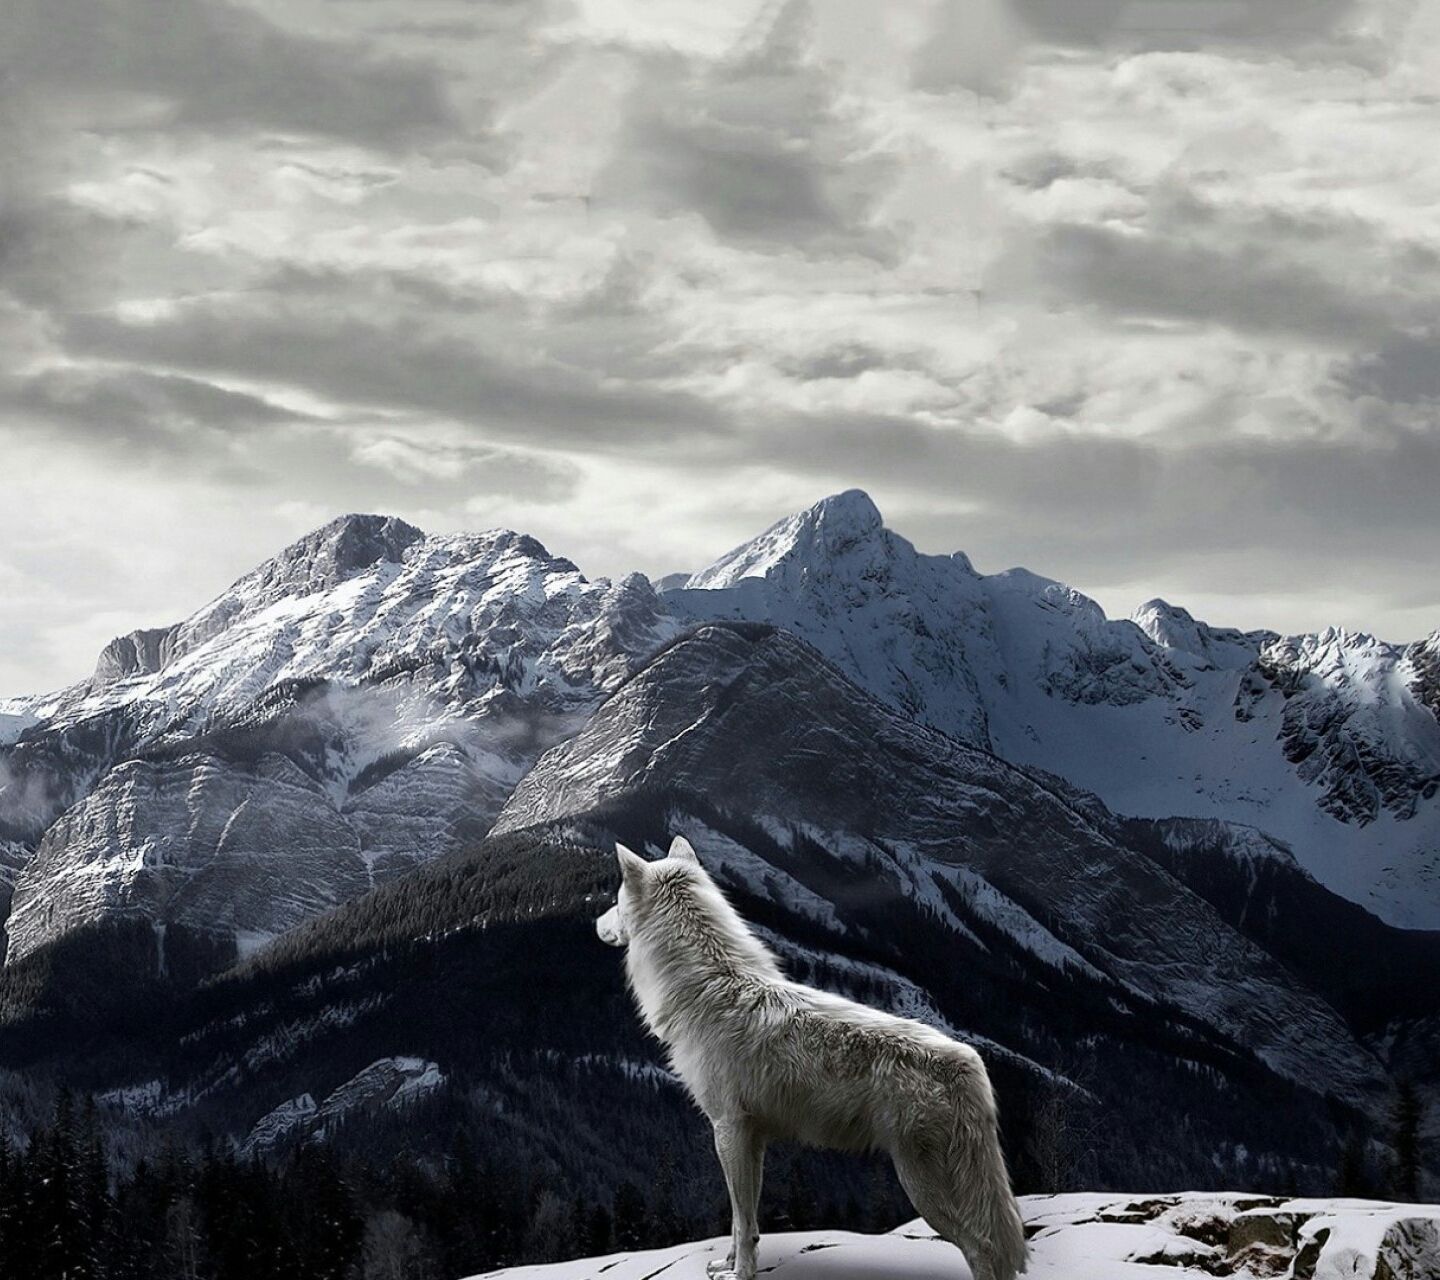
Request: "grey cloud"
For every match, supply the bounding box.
[1009,0,1355,49]
[342,435,581,504]
[1008,0,1129,43]
[776,343,914,382]
[62,306,731,455]
[992,220,1435,346]
[195,426,584,509]
[913,0,1027,98]
[2,359,581,511]
[999,152,1094,191]
[594,4,896,256]
[1340,335,1440,404]
[7,365,305,455]
[5,0,456,144]
[244,256,669,373]
[0,199,201,319]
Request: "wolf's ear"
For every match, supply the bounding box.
[668,836,700,866]
[616,843,648,888]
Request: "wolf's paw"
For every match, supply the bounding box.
[704,1260,735,1277]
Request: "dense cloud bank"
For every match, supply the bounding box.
[3,0,1438,692]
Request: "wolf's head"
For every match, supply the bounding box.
[595,836,701,947]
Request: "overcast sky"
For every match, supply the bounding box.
[2,0,1438,695]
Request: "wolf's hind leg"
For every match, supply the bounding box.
[892,1148,1000,1280]
[708,1118,765,1280]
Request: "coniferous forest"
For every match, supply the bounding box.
[0,1087,924,1280]
[0,823,1429,1278]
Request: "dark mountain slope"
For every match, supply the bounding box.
[494,624,1391,1113]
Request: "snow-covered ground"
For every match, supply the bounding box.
[471,1192,1440,1280]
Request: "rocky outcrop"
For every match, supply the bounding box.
[467,1193,1440,1280]
[94,626,180,684]
[6,754,371,964]
[239,1056,444,1157]
[1263,630,1440,825]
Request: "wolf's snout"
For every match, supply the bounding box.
[595,905,624,947]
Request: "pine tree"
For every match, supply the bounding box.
[165,1195,205,1280]
[784,1163,816,1232]
[612,1180,648,1250]
[30,1090,88,1280]
[0,1131,15,1268]
[75,1094,112,1279]
[1336,1130,1371,1197]
[650,1146,680,1245]
[583,1200,613,1256]
[284,1146,364,1280]
[1390,1080,1423,1202]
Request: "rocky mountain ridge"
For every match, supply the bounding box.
[666,492,1440,928]
[2,491,1437,970]
[0,513,678,963]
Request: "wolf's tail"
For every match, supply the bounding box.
[896,1053,1028,1280]
[950,1058,1028,1280]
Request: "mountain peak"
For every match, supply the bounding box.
[809,488,884,533]
[1132,597,1273,672]
[683,491,887,590]
[249,514,425,597]
[1133,597,1195,642]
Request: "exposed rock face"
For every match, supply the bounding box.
[1411,633,1440,719]
[494,624,1391,1111]
[239,1056,444,1157]
[7,755,369,964]
[94,627,180,684]
[4,737,520,964]
[1262,629,1440,824]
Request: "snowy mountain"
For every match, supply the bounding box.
[492,623,1398,1116]
[471,1193,1440,1280]
[666,492,1440,929]
[0,514,676,964]
[2,489,1436,977]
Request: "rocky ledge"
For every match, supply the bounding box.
[471,1192,1440,1280]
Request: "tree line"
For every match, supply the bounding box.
[0,1087,920,1280]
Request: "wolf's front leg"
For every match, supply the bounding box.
[708,1118,765,1280]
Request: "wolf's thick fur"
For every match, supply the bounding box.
[596,837,1028,1280]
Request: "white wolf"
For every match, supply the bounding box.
[595,836,1028,1280]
